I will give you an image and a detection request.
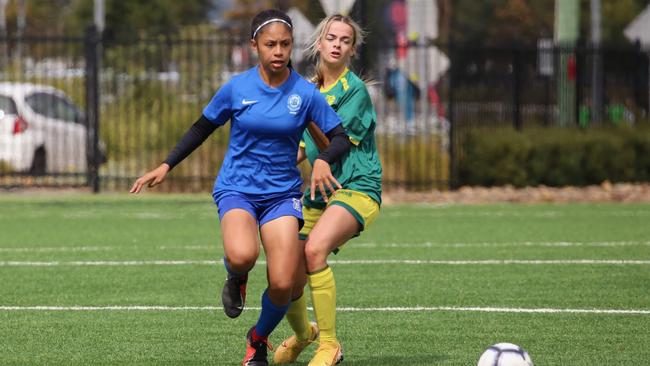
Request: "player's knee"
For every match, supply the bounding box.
[291,275,308,294]
[304,241,329,267]
[268,277,293,295]
[225,254,256,272]
[266,288,291,307]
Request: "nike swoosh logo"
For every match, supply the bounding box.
[242,99,258,105]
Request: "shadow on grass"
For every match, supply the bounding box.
[294,354,450,365]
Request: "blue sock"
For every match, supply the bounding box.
[254,289,289,338]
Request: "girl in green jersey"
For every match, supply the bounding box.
[274,14,382,366]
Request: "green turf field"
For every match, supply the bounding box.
[1,194,649,365]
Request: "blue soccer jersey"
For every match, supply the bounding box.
[203,66,341,201]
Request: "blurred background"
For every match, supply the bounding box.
[0,0,648,193]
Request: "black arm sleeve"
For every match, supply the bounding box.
[163,115,218,169]
[315,124,352,164]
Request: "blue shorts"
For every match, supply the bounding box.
[215,191,304,229]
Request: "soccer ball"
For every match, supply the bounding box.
[477,343,534,366]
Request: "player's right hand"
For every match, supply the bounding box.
[310,159,341,202]
[129,163,170,194]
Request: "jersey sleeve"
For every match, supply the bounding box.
[309,87,341,134]
[202,81,233,126]
[337,84,375,145]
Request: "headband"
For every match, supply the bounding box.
[252,18,292,39]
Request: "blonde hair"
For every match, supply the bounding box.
[306,14,366,88]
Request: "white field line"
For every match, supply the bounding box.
[2,241,650,253]
[0,260,217,266]
[0,305,648,315]
[331,259,650,265]
[0,245,215,253]
[158,245,215,250]
[2,259,650,267]
[353,241,650,248]
[0,246,114,253]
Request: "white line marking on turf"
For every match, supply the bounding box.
[3,241,649,253]
[0,305,648,315]
[0,245,216,253]
[0,246,114,253]
[0,306,219,311]
[0,260,217,266]
[1,259,650,267]
[330,259,650,265]
[158,245,215,250]
[353,241,650,248]
[335,306,650,315]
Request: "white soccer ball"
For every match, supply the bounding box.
[477,343,534,366]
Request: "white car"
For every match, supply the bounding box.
[0,82,105,174]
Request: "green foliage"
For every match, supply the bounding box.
[378,134,449,190]
[67,0,213,39]
[1,1,214,37]
[0,160,13,174]
[628,129,650,181]
[5,0,648,48]
[450,0,646,46]
[460,128,531,187]
[524,128,588,186]
[584,0,647,44]
[458,126,650,187]
[101,81,194,159]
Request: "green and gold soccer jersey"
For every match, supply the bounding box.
[301,68,382,208]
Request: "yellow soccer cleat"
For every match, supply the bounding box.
[308,340,343,366]
[273,322,320,364]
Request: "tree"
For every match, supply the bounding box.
[488,0,551,46]
[448,0,553,46]
[587,0,646,45]
[219,0,316,37]
[67,0,213,40]
[3,0,71,35]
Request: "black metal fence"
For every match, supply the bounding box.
[446,42,649,187]
[1,29,648,191]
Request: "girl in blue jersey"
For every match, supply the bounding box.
[130,9,351,366]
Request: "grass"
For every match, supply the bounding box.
[0,194,649,365]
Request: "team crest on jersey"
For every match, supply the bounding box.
[341,77,349,91]
[326,94,336,105]
[292,198,302,212]
[287,94,302,114]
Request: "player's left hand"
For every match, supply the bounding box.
[311,159,341,202]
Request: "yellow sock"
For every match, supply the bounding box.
[286,292,311,341]
[309,266,337,343]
